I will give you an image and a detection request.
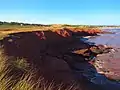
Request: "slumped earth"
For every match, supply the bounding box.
[0,27,120,90]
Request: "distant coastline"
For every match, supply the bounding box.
[99,27,120,29]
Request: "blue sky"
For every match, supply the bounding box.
[0,0,120,25]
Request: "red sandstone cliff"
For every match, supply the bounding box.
[1,28,102,89]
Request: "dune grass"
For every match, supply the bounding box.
[0,46,79,90]
[0,25,97,90]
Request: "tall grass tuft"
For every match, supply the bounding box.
[0,47,80,90]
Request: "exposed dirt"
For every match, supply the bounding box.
[0,29,103,89]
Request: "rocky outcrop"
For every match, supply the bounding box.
[93,48,120,80]
[1,28,102,89]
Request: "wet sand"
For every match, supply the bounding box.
[79,29,120,90]
[95,48,120,80]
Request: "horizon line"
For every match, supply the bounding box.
[0,20,120,26]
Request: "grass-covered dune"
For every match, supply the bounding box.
[0,25,103,90]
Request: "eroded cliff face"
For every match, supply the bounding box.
[53,28,101,36]
[1,28,102,89]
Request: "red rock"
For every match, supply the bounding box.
[94,49,120,80]
[2,28,100,88]
[39,56,76,84]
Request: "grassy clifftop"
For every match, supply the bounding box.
[0,23,102,90]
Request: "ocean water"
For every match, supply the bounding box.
[88,29,120,48]
[78,29,120,90]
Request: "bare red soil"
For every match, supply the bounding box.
[1,28,102,89]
